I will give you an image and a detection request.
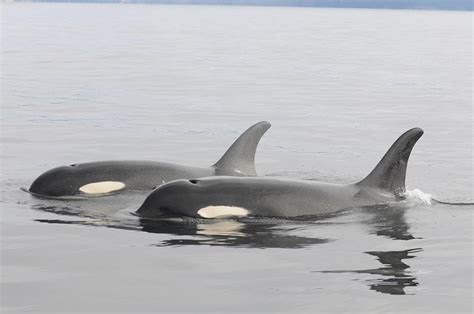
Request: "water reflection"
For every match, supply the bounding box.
[364,205,418,241]
[141,218,331,248]
[29,190,148,219]
[35,216,331,249]
[34,196,424,292]
[32,201,417,251]
[316,206,421,295]
[318,248,421,295]
[32,204,108,219]
[364,249,421,295]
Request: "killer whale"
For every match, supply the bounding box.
[137,128,424,219]
[28,121,270,199]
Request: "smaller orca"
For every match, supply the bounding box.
[137,127,424,219]
[27,121,270,199]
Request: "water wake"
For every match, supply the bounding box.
[404,189,474,206]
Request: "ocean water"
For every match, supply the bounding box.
[1,3,473,313]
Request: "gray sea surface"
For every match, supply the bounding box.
[1,3,473,313]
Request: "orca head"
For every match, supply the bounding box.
[137,179,204,218]
[28,163,125,198]
[29,164,81,197]
[136,178,250,219]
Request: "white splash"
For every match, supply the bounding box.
[403,188,433,205]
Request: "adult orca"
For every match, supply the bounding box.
[27,121,270,199]
[137,128,423,219]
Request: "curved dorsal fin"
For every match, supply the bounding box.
[357,128,423,195]
[213,121,271,176]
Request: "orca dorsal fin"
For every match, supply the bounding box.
[213,121,271,176]
[357,128,423,195]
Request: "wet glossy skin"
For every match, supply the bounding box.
[137,176,365,218]
[28,121,271,198]
[137,128,422,218]
[29,161,212,197]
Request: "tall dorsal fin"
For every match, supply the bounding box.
[213,121,271,176]
[357,128,423,195]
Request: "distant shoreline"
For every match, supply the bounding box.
[7,1,474,12]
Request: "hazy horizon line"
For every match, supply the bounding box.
[8,0,474,12]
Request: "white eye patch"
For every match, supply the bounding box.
[79,181,125,194]
[197,206,250,219]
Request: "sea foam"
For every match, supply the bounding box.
[403,188,433,205]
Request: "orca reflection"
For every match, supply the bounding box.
[318,248,421,295]
[365,205,418,241]
[35,217,330,249]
